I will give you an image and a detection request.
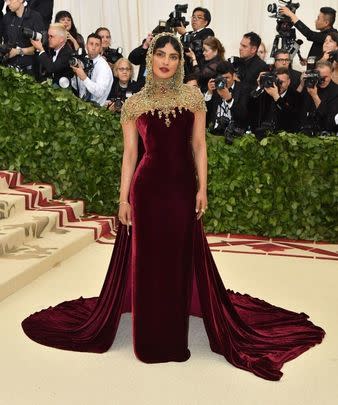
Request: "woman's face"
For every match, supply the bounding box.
[58,16,72,31]
[152,43,180,80]
[323,35,338,53]
[258,44,266,60]
[98,30,111,49]
[116,60,132,83]
[203,44,217,61]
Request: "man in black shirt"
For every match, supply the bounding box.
[2,0,44,74]
[27,0,54,30]
[299,61,338,134]
[273,48,301,90]
[280,6,337,60]
[237,31,268,91]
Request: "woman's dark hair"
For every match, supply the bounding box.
[153,35,182,60]
[54,10,79,38]
[325,31,338,46]
[193,7,211,26]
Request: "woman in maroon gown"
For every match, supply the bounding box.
[22,33,325,381]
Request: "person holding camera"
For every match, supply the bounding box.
[128,32,153,89]
[71,33,113,107]
[274,48,301,90]
[2,0,44,74]
[96,27,123,70]
[186,36,225,93]
[319,32,338,84]
[280,6,337,60]
[298,61,338,134]
[176,7,214,75]
[30,22,73,85]
[106,58,140,113]
[205,61,249,141]
[254,67,300,136]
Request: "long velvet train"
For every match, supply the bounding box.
[22,222,324,381]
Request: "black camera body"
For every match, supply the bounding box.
[259,72,281,89]
[111,97,123,111]
[181,33,203,54]
[214,75,227,90]
[167,4,189,30]
[328,50,338,63]
[267,0,299,22]
[0,44,12,64]
[303,70,325,88]
[103,47,123,64]
[69,52,94,74]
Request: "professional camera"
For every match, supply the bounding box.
[328,50,338,63]
[181,33,203,54]
[103,47,123,64]
[0,44,12,64]
[251,72,281,98]
[227,56,243,79]
[214,75,227,90]
[166,4,189,30]
[152,20,168,35]
[267,0,299,22]
[224,121,246,145]
[21,27,48,45]
[111,97,124,111]
[69,52,94,74]
[303,70,325,88]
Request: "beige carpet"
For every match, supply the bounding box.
[0,242,337,405]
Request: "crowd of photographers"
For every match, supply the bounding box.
[1,0,338,139]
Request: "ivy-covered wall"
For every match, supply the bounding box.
[1,67,337,241]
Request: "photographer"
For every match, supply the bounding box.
[319,33,338,84]
[2,0,44,74]
[274,48,301,89]
[31,23,73,85]
[237,32,268,91]
[187,36,225,93]
[255,67,300,135]
[128,32,153,89]
[106,58,140,113]
[280,6,337,60]
[176,7,214,74]
[96,27,123,69]
[205,61,249,140]
[299,61,338,134]
[55,10,85,54]
[71,33,113,106]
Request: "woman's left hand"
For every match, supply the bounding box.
[195,190,208,220]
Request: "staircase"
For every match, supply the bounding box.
[0,170,117,302]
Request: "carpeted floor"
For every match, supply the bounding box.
[0,241,337,405]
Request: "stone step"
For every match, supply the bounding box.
[0,194,26,219]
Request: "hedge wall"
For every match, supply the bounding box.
[1,67,337,241]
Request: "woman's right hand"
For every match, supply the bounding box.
[118,202,132,227]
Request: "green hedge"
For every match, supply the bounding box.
[1,67,337,241]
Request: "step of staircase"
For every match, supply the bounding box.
[0,170,117,302]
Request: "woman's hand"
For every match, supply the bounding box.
[118,202,132,234]
[185,48,196,61]
[195,190,208,220]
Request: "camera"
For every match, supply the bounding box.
[267,0,299,22]
[69,51,94,74]
[167,4,189,30]
[303,70,325,89]
[181,33,203,54]
[103,47,123,64]
[21,27,48,45]
[112,97,123,111]
[214,75,227,90]
[259,72,281,89]
[227,56,243,79]
[152,20,168,35]
[224,121,246,144]
[328,50,338,63]
[0,44,12,65]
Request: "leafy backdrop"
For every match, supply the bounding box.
[0,67,337,241]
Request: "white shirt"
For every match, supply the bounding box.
[71,55,113,106]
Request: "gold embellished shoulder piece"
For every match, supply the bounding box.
[120,85,207,127]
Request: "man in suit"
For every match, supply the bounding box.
[27,0,53,29]
[31,23,73,85]
[205,61,250,138]
[280,6,337,60]
[273,48,301,90]
[255,67,301,136]
[299,61,338,134]
[176,7,215,75]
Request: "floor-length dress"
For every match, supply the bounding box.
[22,85,325,381]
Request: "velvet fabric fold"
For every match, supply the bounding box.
[22,109,324,380]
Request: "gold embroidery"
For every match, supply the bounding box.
[120,32,206,127]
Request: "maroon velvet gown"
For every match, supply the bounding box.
[22,109,325,381]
